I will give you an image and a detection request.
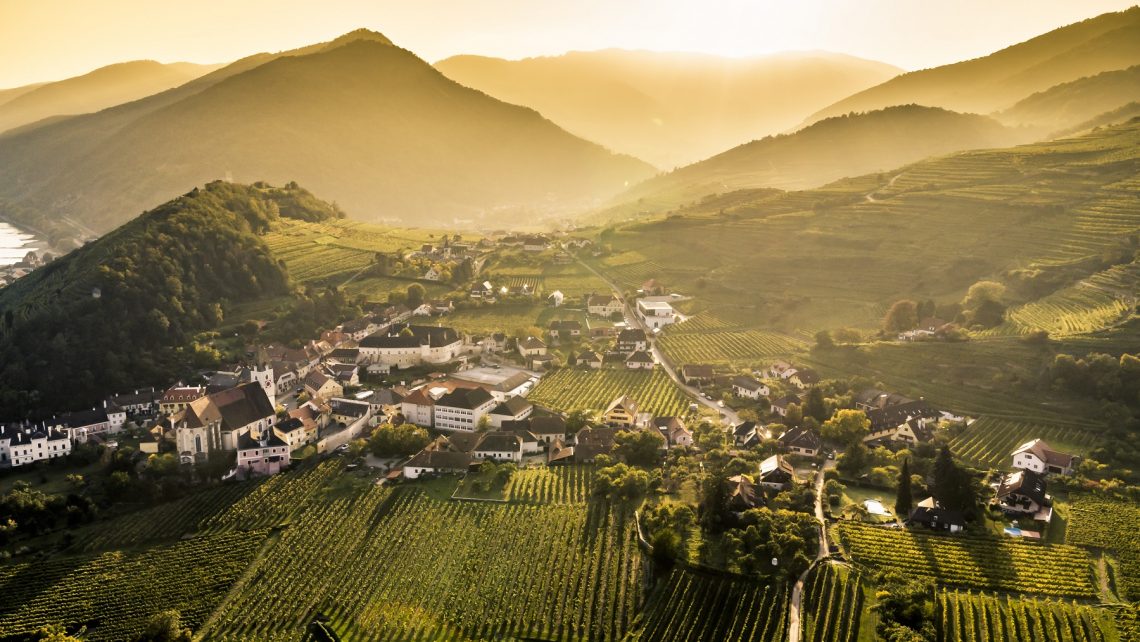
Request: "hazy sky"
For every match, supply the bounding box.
[1,0,1136,88]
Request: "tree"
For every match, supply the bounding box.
[369,423,430,457]
[29,624,85,642]
[837,442,869,478]
[883,300,919,333]
[895,458,913,518]
[821,409,870,447]
[813,330,834,349]
[406,283,426,307]
[872,570,936,641]
[803,387,829,422]
[931,446,975,514]
[614,429,664,467]
[135,610,192,642]
[961,280,1006,328]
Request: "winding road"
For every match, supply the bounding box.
[576,257,741,426]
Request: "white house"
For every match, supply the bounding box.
[358,324,464,369]
[1011,439,1077,476]
[237,432,290,476]
[732,376,769,399]
[471,432,524,463]
[588,294,624,317]
[488,396,534,428]
[401,388,436,428]
[636,299,677,329]
[423,267,442,281]
[0,424,71,467]
[517,336,548,357]
[625,351,655,370]
[403,449,471,479]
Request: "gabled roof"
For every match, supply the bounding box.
[490,396,533,417]
[548,439,575,464]
[625,351,654,364]
[791,368,820,384]
[475,431,523,454]
[865,400,939,432]
[549,320,582,331]
[161,385,205,403]
[997,470,1048,505]
[446,432,481,453]
[303,369,333,390]
[759,454,796,481]
[435,387,495,410]
[275,417,306,434]
[909,496,966,528]
[406,449,471,470]
[779,426,822,450]
[1012,439,1075,468]
[588,294,620,306]
[733,421,758,437]
[519,336,547,350]
[732,376,764,391]
[401,388,434,407]
[727,474,759,510]
[238,432,288,450]
[361,324,460,349]
[575,426,616,460]
[527,415,567,436]
[605,395,639,416]
[578,350,601,362]
[653,416,685,433]
[617,328,647,343]
[681,364,715,379]
[772,394,801,409]
[212,383,276,432]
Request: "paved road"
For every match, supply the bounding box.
[576,258,741,426]
[788,461,833,642]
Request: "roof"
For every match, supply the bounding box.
[549,320,582,331]
[328,347,360,361]
[997,470,1048,505]
[653,416,685,432]
[792,368,820,384]
[779,426,822,450]
[772,394,801,409]
[617,328,647,343]
[518,336,547,350]
[58,408,110,428]
[304,369,333,390]
[1012,439,1075,468]
[548,439,575,464]
[605,395,639,416]
[402,388,434,407]
[681,364,715,379]
[588,294,619,306]
[406,449,472,471]
[759,454,795,481]
[490,396,533,417]
[625,350,654,364]
[527,415,567,436]
[212,383,276,432]
[475,432,523,454]
[578,350,601,362]
[238,432,288,450]
[865,400,940,432]
[435,387,495,410]
[733,421,758,437]
[446,432,481,453]
[371,388,405,405]
[727,474,759,510]
[161,385,205,403]
[575,426,616,460]
[909,497,966,527]
[330,398,370,418]
[275,417,306,434]
[853,388,915,408]
[732,376,764,391]
[360,324,460,349]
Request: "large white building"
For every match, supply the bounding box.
[433,387,496,432]
[358,324,464,369]
[174,383,277,464]
[636,299,677,329]
[0,424,71,467]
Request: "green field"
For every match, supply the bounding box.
[837,522,1097,598]
[935,590,1119,642]
[627,567,789,642]
[1065,496,1140,601]
[529,368,692,418]
[505,464,596,504]
[801,562,864,642]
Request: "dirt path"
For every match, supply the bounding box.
[788,462,832,642]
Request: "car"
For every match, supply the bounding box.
[717,400,725,408]
[336,444,349,452]
[827,451,836,460]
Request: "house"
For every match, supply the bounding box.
[329,398,371,426]
[0,424,71,467]
[341,317,378,341]
[430,300,455,315]
[733,421,760,448]
[854,389,916,412]
[899,317,951,341]
[303,369,343,401]
[423,267,442,281]
[616,328,648,353]
[636,299,676,329]
[358,324,464,369]
[604,395,640,428]
[549,290,565,307]
[403,449,472,479]
[548,320,582,339]
[863,418,936,447]
[862,401,941,444]
[503,426,543,455]
[54,407,115,442]
[653,417,692,447]
[517,415,567,445]
[548,438,576,465]
[767,361,795,380]
[771,394,801,418]
[108,388,157,416]
[517,336,548,357]
[433,387,497,432]
[159,385,206,415]
[273,417,314,449]
[779,426,822,457]
[324,363,360,388]
[587,294,624,317]
[625,351,655,370]
[574,426,616,462]
[1011,439,1077,476]
[757,454,797,489]
[726,474,761,511]
[731,376,769,399]
[400,388,435,427]
[680,365,715,386]
[483,332,509,354]
[994,470,1051,519]
[471,432,524,463]
[237,432,290,476]
[470,281,495,300]
[327,347,360,364]
[908,497,965,533]
[529,354,555,371]
[788,368,820,389]
[488,396,534,428]
[411,303,433,317]
[577,350,603,369]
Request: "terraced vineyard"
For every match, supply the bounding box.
[529,368,691,418]
[658,327,805,367]
[0,530,264,641]
[936,590,1118,642]
[837,523,1097,597]
[264,219,444,285]
[949,417,1101,470]
[801,562,863,642]
[1066,496,1140,601]
[208,489,646,642]
[627,568,788,642]
[990,261,1139,337]
[506,465,596,504]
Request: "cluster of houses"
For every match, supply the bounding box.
[0,250,49,287]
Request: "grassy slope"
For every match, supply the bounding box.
[996,64,1140,130]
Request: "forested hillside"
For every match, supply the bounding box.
[0,182,341,417]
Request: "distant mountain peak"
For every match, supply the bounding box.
[326,28,394,49]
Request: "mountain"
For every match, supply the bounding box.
[0,181,341,417]
[0,30,653,240]
[1051,102,1140,138]
[802,6,1140,126]
[996,65,1140,131]
[435,49,900,168]
[605,105,1027,215]
[0,60,221,134]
